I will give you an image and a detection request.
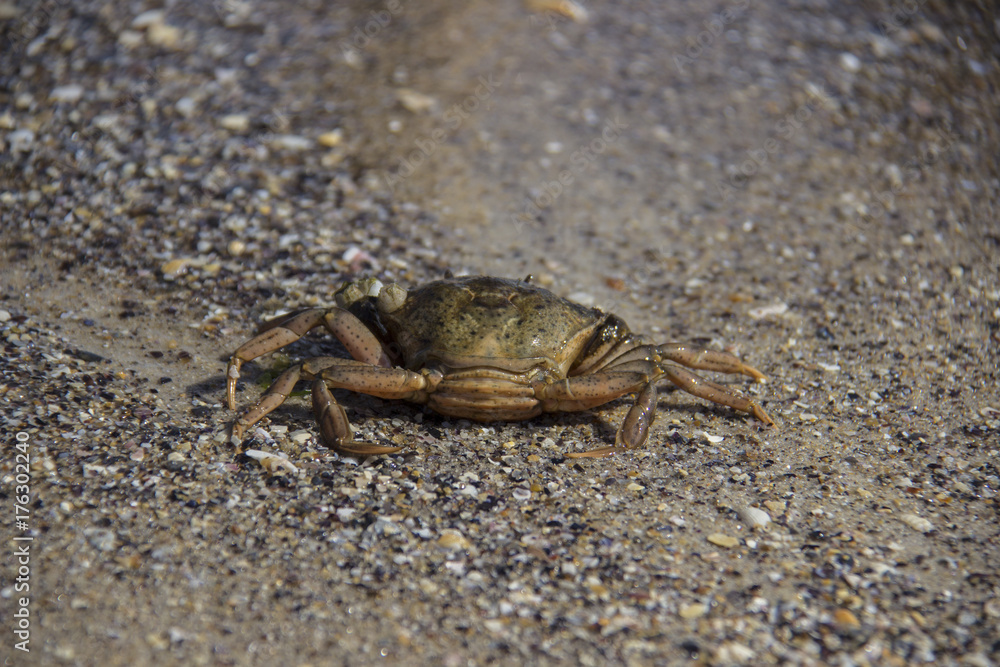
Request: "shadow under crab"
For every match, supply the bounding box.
[226,275,773,458]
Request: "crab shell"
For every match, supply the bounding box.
[337,276,630,421]
[226,276,773,457]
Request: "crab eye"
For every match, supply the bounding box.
[335,282,366,308]
[377,284,408,313]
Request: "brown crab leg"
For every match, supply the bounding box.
[566,382,659,458]
[541,353,772,457]
[538,369,659,457]
[602,343,767,382]
[655,343,768,382]
[600,345,772,416]
[310,358,442,400]
[535,372,649,413]
[659,363,773,426]
[232,364,303,440]
[226,307,391,409]
[312,360,442,455]
[311,381,403,456]
[232,356,441,455]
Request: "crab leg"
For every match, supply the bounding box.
[657,363,773,425]
[536,370,651,457]
[535,372,648,412]
[601,343,767,382]
[226,307,391,410]
[654,343,768,382]
[541,347,773,456]
[312,359,442,455]
[232,356,441,455]
[566,382,660,459]
[232,364,303,440]
[311,381,402,456]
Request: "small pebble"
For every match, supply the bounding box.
[900,513,934,533]
[8,129,35,153]
[525,0,588,22]
[270,135,314,151]
[748,302,789,319]
[833,608,861,629]
[244,449,298,475]
[396,89,437,113]
[84,528,117,552]
[132,9,165,28]
[219,114,250,133]
[289,430,312,444]
[118,30,144,49]
[161,258,189,279]
[50,84,84,103]
[175,97,196,117]
[318,129,343,147]
[679,603,708,619]
[512,487,531,501]
[147,22,182,48]
[707,533,740,548]
[438,530,471,550]
[839,52,862,73]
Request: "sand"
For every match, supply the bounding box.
[1,0,998,664]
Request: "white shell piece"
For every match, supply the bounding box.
[736,505,772,529]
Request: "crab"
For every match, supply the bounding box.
[225,275,773,458]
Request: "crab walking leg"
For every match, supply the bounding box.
[232,355,442,453]
[232,364,303,440]
[536,371,657,457]
[566,382,660,459]
[535,372,650,413]
[311,360,442,454]
[226,307,391,409]
[309,358,442,400]
[655,344,768,382]
[661,363,774,426]
[617,382,658,449]
[543,359,772,457]
[311,381,402,455]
